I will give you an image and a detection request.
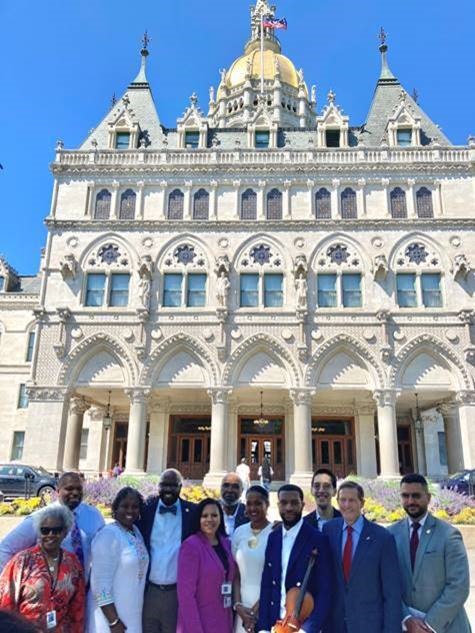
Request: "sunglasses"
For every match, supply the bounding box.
[40,526,64,536]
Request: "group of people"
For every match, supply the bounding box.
[0,468,471,633]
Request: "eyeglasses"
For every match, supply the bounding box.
[312,484,333,492]
[40,526,64,536]
[222,483,241,490]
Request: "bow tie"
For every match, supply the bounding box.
[159,505,177,515]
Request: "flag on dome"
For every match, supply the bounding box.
[262,15,287,30]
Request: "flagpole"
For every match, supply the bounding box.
[260,16,264,95]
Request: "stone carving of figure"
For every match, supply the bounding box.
[295,274,308,309]
[216,270,231,307]
[138,276,151,309]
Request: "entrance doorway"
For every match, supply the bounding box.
[112,422,128,469]
[239,417,285,480]
[397,425,414,474]
[312,418,355,479]
[167,416,210,480]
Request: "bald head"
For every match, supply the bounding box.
[221,472,242,508]
[57,471,83,510]
[159,468,183,506]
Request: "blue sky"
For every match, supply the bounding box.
[1,0,473,274]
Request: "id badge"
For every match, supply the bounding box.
[46,610,57,630]
[223,595,232,608]
[221,582,232,596]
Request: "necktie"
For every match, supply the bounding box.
[410,522,420,571]
[159,505,177,515]
[342,525,353,582]
[315,516,320,531]
[70,515,84,568]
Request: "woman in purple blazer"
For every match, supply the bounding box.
[177,497,236,633]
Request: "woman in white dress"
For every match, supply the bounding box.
[89,487,149,633]
[232,485,272,633]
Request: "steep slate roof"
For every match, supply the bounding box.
[79,51,164,150]
[361,45,451,147]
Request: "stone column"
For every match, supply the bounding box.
[354,402,377,478]
[124,388,150,474]
[63,396,88,471]
[184,181,192,220]
[227,399,238,472]
[146,398,170,475]
[455,391,475,469]
[439,401,464,474]
[87,406,108,474]
[414,415,427,475]
[373,390,400,478]
[289,389,314,488]
[283,181,291,219]
[203,388,231,488]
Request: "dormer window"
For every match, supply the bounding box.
[397,129,412,147]
[185,131,200,149]
[325,130,340,148]
[115,132,131,149]
[255,130,270,149]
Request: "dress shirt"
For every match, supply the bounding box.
[407,512,428,535]
[280,518,304,618]
[222,504,239,536]
[0,501,104,578]
[149,499,182,584]
[341,514,364,558]
[315,512,332,532]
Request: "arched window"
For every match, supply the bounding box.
[241,189,257,220]
[168,189,184,220]
[416,187,434,218]
[390,187,407,219]
[193,189,209,220]
[94,189,111,219]
[315,188,331,219]
[266,188,282,220]
[119,189,136,220]
[340,188,357,219]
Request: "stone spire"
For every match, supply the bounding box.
[129,31,150,88]
[378,27,397,83]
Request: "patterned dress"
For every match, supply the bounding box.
[0,544,85,632]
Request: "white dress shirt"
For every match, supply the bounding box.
[0,501,105,578]
[222,503,239,536]
[149,499,182,584]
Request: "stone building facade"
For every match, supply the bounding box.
[0,1,474,487]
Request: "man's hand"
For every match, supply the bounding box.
[405,616,432,633]
[236,604,256,632]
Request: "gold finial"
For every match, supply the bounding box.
[378,27,387,46]
[142,30,150,50]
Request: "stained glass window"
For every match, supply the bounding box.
[193,189,209,220]
[94,190,111,220]
[119,189,136,220]
[266,189,282,220]
[390,187,407,218]
[416,187,434,218]
[241,189,257,220]
[315,188,331,219]
[340,188,357,219]
[168,189,184,220]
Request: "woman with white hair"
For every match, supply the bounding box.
[0,504,85,632]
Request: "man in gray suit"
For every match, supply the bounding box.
[388,473,471,633]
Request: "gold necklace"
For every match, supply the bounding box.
[247,524,267,549]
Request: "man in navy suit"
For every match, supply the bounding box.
[304,468,342,532]
[137,468,196,633]
[323,481,402,633]
[257,484,333,633]
[220,472,249,536]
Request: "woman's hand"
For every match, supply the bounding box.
[109,620,126,632]
[236,604,256,632]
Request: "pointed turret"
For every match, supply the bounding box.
[79,32,164,150]
[377,27,398,84]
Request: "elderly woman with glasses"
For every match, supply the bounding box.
[0,504,85,632]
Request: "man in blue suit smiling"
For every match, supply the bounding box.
[323,480,402,633]
[257,484,333,633]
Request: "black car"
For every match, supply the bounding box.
[439,469,475,497]
[0,463,57,499]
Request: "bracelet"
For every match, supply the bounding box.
[233,601,244,611]
[108,618,120,627]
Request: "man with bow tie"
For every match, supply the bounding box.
[388,473,471,633]
[137,468,196,633]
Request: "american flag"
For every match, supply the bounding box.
[262,15,288,30]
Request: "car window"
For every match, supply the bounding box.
[463,473,470,481]
[15,467,25,476]
[0,466,10,475]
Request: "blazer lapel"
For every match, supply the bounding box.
[412,514,436,582]
[395,519,412,579]
[286,524,307,579]
[348,518,372,582]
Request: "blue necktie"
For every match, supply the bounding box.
[70,515,84,568]
[159,505,177,515]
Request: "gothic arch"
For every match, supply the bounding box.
[304,334,385,389]
[58,333,137,386]
[222,333,301,388]
[231,234,290,270]
[78,233,139,269]
[155,234,212,270]
[139,333,219,387]
[388,232,449,269]
[389,334,472,390]
[309,233,371,271]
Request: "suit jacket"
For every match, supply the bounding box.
[177,532,236,633]
[257,520,333,633]
[388,514,471,633]
[137,496,196,552]
[323,517,402,633]
[234,502,250,530]
[304,507,342,529]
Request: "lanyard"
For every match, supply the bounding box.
[41,550,63,595]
